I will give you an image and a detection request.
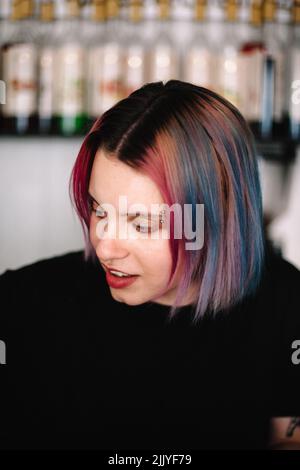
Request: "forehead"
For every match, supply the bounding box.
[89,149,164,206]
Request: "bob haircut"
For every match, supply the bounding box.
[70,80,266,324]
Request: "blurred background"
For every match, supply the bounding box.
[0,0,299,274]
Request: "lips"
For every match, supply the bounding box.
[105,270,139,289]
[102,264,136,276]
[101,263,140,288]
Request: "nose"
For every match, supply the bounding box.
[95,237,129,262]
[94,217,130,261]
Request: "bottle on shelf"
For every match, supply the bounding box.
[1,0,39,135]
[217,0,242,109]
[239,0,264,125]
[86,0,107,127]
[277,0,293,141]
[148,0,179,83]
[54,0,87,136]
[0,0,12,132]
[184,0,215,90]
[0,0,11,18]
[0,0,12,42]
[289,1,300,142]
[99,0,125,113]
[37,0,56,134]
[257,0,285,140]
[80,0,92,25]
[123,0,147,97]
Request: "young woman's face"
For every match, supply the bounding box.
[88,149,196,307]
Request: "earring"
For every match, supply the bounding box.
[159,209,166,225]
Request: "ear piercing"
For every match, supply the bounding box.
[159,209,166,225]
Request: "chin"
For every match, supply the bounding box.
[123,298,146,306]
[109,291,144,306]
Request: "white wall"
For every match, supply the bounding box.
[0,138,299,275]
[0,138,85,274]
[261,150,300,269]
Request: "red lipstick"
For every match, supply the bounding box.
[105,270,139,289]
[101,264,139,289]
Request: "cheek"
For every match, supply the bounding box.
[88,220,173,276]
[139,239,172,277]
[89,217,98,247]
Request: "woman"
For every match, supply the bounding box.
[1,80,300,450]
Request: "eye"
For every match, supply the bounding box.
[95,207,106,218]
[133,223,152,234]
[133,217,160,234]
[89,200,106,218]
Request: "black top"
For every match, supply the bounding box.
[1,242,300,450]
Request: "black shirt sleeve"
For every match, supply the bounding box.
[0,270,13,444]
[268,253,300,417]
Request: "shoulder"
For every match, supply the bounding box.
[264,242,300,283]
[257,241,300,307]
[221,241,300,369]
[0,251,109,370]
[229,240,300,326]
[0,250,98,292]
[260,243,300,401]
[246,241,300,340]
[1,250,87,282]
[0,251,106,318]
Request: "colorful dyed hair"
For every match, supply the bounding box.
[69,80,266,324]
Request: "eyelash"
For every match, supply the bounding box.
[90,205,155,234]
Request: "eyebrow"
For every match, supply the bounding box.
[88,192,162,218]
